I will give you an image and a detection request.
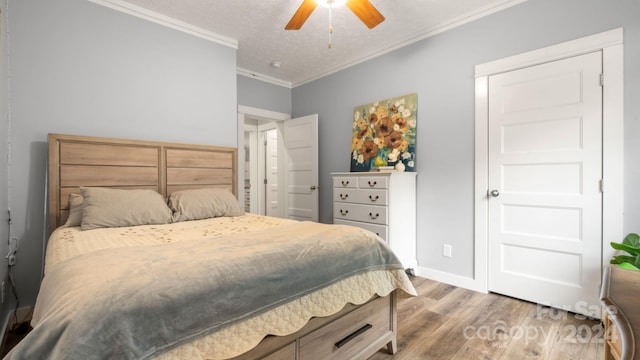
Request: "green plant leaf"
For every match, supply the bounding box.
[610,241,640,256]
[611,255,637,264]
[618,262,640,271]
[623,233,640,247]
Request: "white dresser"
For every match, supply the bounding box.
[331,172,417,272]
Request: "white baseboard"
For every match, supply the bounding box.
[415,266,488,294]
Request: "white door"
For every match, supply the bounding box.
[244,126,258,214]
[284,114,319,222]
[488,52,603,317]
[264,129,280,217]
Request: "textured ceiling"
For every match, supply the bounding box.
[99,0,525,87]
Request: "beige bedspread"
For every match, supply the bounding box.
[19,214,416,360]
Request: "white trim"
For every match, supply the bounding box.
[88,0,238,49]
[473,76,489,293]
[475,28,623,76]
[237,106,291,214]
[415,266,487,293]
[473,28,624,294]
[238,105,291,122]
[237,68,292,89]
[601,43,625,273]
[237,112,246,209]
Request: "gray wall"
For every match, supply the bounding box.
[2,0,639,324]
[0,2,12,329]
[237,75,292,114]
[292,0,640,278]
[3,0,238,312]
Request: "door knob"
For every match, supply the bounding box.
[310,185,317,191]
[490,189,500,197]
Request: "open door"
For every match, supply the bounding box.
[284,114,319,222]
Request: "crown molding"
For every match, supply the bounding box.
[88,0,238,49]
[291,0,527,87]
[237,68,292,89]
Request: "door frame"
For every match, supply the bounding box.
[473,28,624,293]
[237,105,291,213]
[258,123,285,218]
[243,123,258,213]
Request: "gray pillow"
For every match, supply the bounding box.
[80,187,172,230]
[168,188,244,222]
[62,193,83,228]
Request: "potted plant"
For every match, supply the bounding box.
[610,233,640,270]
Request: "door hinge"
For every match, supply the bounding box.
[263,179,267,185]
[599,179,604,193]
[600,73,604,87]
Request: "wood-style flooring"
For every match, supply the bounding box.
[1,276,604,359]
[371,276,604,360]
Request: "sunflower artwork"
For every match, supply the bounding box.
[350,93,417,172]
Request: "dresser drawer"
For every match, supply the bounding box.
[333,176,358,188]
[358,176,388,189]
[299,295,391,360]
[331,172,417,271]
[334,203,388,225]
[334,219,388,242]
[333,189,388,206]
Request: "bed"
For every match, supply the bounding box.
[5,133,416,360]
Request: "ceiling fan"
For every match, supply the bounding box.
[285,0,385,30]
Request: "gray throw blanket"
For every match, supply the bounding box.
[6,221,402,360]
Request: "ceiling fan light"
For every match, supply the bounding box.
[315,0,347,8]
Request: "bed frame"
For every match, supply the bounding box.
[46,133,398,360]
[48,133,238,234]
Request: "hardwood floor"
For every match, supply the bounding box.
[1,275,604,359]
[371,276,604,360]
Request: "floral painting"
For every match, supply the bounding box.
[350,93,417,172]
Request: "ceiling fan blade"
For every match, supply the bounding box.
[345,0,385,29]
[285,0,318,30]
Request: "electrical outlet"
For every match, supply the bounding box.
[443,244,452,258]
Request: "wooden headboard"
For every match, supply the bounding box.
[48,133,238,234]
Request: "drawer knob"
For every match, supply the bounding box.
[341,180,350,186]
[340,193,349,200]
[334,323,373,349]
[369,212,379,219]
[340,209,349,216]
[369,195,379,202]
[367,180,377,187]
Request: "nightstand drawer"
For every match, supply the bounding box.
[333,176,358,188]
[334,203,388,225]
[358,176,388,189]
[334,219,388,242]
[333,189,388,205]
